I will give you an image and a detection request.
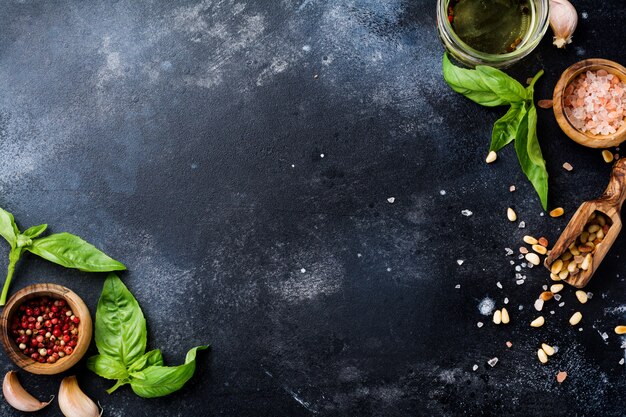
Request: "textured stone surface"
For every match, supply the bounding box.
[0,0,624,416]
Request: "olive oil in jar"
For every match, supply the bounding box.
[448,0,533,54]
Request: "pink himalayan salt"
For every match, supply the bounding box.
[563,70,626,136]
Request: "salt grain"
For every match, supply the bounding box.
[461,209,473,217]
[387,197,395,203]
[477,322,484,328]
[472,364,479,371]
[440,190,447,195]
[487,357,498,367]
[518,221,526,229]
[457,260,464,265]
[496,282,502,289]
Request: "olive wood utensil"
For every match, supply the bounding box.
[544,157,626,288]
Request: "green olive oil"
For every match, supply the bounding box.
[449,0,533,54]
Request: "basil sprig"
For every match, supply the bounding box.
[442,53,548,210]
[87,274,209,398]
[0,207,126,305]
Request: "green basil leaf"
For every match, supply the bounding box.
[476,65,527,103]
[86,355,129,380]
[128,349,164,373]
[490,103,526,152]
[22,224,47,239]
[0,207,19,248]
[129,345,209,398]
[27,232,126,272]
[95,274,147,367]
[514,105,549,210]
[442,53,507,107]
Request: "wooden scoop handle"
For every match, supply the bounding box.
[598,157,626,211]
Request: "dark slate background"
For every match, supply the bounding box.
[0,0,624,416]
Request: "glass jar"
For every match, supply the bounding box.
[437,0,550,68]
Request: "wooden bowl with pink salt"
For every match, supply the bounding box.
[553,59,626,148]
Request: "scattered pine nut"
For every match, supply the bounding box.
[550,284,564,293]
[540,291,554,301]
[507,207,517,222]
[569,311,582,326]
[523,235,538,245]
[486,151,498,164]
[501,307,510,324]
[532,244,547,255]
[525,253,540,266]
[602,149,614,163]
[541,343,555,356]
[615,326,626,335]
[575,290,588,304]
[537,99,553,109]
[530,316,545,327]
[538,237,549,247]
[556,371,567,383]
[550,207,564,218]
[562,162,573,171]
[537,348,548,364]
[550,273,562,281]
[493,309,502,324]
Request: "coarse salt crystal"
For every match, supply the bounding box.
[472,364,479,371]
[518,221,526,229]
[496,282,502,289]
[487,357,498,367]
[462,210,473,217]
[457,260,464,265]
[477,322,484,328]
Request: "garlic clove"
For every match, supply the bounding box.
[3,370,53,412]
[59,376,102,417]
[549,0,578,48]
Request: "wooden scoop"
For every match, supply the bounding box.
[544,157,626,288]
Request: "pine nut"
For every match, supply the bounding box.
[525,253,540,266]
[561,251,573,261]
[507,208,517,222]
[540,291,553,301]
[530,316,545,327]
[486,151,497,163]
[541,344,555,356]
[580,254,592,271]
[558,269,569,280]
[569,312,582,325]
[575,290,588,304]
[567,261,577,273]
[531,244,546,255]
[523,236,538,245]
[493,309,502,324]
[550,284,564,293]
[597,215,606,226]
[596,229,604,239]
[580,231,589,243]
[501,308,510,324]
[615,326,626,335]
[550,273,561,281]
[587,224,600,233]
[573,255,584,264]
[538,237,549,247]
[537,348,548,364]
[550,207,564,218]
[534,298,544,311]
[550,260,563,274]
[570,246,580,256]
[587,232,596,242]
[602,149,614,163]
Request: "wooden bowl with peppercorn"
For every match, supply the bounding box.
[553,58,626,148]
[0,284,92,375]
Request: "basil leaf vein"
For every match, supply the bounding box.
[86,354,129,380]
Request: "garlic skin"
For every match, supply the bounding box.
[3,371,53,412]
[549,0,578,48]
[58,376,102,417]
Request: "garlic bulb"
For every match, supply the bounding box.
[3,371,53,412]
[549,0,578,48]
[58,376,102,417]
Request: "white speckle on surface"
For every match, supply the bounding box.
[575,46,586,56]
[300,268,306,273]
[461,209,473,217]
[439,190,446,195]
[487,357,498,367]
[302,44,311,51]
[256,58,289,86]
[540,212,545,216]
[386,267,392,272]
[455,284,460,289]
[320,153,325,158]
[457,259,464,265]
[582,11,588,19]
[357,253,362,258]
[190,163,198,169]
[291,164,295,168]
[478,297,495,316]
[387,197,395,203]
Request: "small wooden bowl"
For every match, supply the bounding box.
[0,284,92,375]
[553,59,626,148]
